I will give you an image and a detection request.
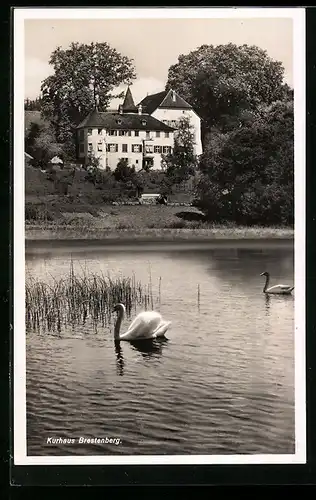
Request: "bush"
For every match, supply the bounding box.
[25,203,56,221]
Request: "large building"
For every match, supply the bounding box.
[76,86,202,171]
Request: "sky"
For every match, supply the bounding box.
[24,16,293,108]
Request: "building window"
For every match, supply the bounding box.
[117,119,122,125]
[79,143,84,153]
[109,130,117,136]
[141,120,147,126]
[122,144,128,153]
[87,128,92,135]
[119,130,131,136]
[156,131,160,138]
[165,132,169,138]
[136,160,139,164]
[97,142,103,152]
[88,143,93,152]
[163,146,171,154]
[98,128,103,135]
[132,144,142,153]
[79,130,84,140]
[134,130,139,136]
[107,143,118,152]
[154,146,162,154]
[146,131,150,139]
[145,145,154,153]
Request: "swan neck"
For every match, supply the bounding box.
[263,274,270,292]
[114,308,124,340]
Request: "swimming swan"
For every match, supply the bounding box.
[112,303,171,341]
[260,272,294,295]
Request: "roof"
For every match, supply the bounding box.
[77,108,106,128]
[77,112,175,132]
[138,89,192,114]
[122,86,138,113]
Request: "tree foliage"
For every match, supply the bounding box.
[41,42,136,159]
[195,99,294,225]
[25,121,63,168]
[161,116,198,186]
[166,43,291,136]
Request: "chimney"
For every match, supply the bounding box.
[172,90,176,102]
[138,104,142,115]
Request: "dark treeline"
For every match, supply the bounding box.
[24,97,42,111]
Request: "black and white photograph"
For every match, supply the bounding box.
[14,7,306,466]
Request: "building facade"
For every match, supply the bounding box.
[77,87,202,171]
[138,89,203,157]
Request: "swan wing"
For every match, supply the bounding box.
[151,320,172,338]
[120,311,162,340]
[267,284,294,293]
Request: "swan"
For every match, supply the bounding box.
[260,272,294,295]
[112,303,171,341]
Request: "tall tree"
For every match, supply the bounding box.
[41,42,136,159]
[195,99,294,225]
[166,43,291,138]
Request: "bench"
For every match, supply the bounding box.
[138,193,160,205]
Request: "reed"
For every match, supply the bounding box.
[25,265,158,334]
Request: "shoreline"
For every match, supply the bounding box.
[25,226,294,250]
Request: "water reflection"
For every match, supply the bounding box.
[114,337,169,375]
[129,337,169,358]
[114,341,124,376]
[265,294,271,314]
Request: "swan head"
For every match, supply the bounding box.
[112,303,126,315]
[260,272,269,277]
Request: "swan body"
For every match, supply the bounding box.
[260,272,294,295]
[113,303,171,341]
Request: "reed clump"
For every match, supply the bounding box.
[25,263,157,333]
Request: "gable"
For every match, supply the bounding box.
[138,89,193,114]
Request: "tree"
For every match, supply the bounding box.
[195,99,294,225]
[25,121,63,168]
[41,42,136,159]
[166,43,291,138]
[24,97,42,111]
[113,159,136,182]
[161,116,198,186]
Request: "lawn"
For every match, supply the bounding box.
[25,204,294,241]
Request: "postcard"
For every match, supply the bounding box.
[13,7,306,471]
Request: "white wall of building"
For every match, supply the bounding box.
[151,108,203,156]
[78,126,174,171]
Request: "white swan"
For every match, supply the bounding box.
[112,303,171,341]
[260,272,294,295]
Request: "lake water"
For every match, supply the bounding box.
[25,241,295,456]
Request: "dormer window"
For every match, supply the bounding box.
[117,119,122,125]
[141,120,147,126]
